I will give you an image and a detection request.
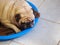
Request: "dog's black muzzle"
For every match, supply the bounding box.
[19,20,34,31]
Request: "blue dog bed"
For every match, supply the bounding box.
[0,1,39,41]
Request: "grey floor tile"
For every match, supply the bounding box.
[39,0,60,23]
[0,40,12,45]
[9,41,24,45]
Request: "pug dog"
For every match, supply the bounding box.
[0,0,40,33]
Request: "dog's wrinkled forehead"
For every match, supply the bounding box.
[15,0,35,21]
[16,0,32,13]
[15,0,32,10]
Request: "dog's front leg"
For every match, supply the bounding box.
[5,23,21,33]
[1,20,21,33]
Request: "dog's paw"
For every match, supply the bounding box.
[15,29,21,33]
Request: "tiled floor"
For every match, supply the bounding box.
[0,0,60,45]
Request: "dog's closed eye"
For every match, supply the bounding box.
[15,14,21,22]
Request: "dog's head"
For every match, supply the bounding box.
[14,0,40,30]
[12,0,39,30]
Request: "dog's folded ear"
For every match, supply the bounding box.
[32,9,40,18]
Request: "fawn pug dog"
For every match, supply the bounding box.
[0,0,35,33]
[0,0,40,33]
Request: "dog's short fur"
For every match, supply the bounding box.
[0,0,36,33]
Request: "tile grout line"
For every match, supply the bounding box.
[57,40,60,45]
[38,0,46,8]
[38,0,60,24]
[8,40,14,45]
[40,17,60,24]
[9,40,25,45]
[13,41,25,45]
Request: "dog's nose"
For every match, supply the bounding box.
[19,20,34,30]
[22,20,34,27]
[26,20,34,27]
